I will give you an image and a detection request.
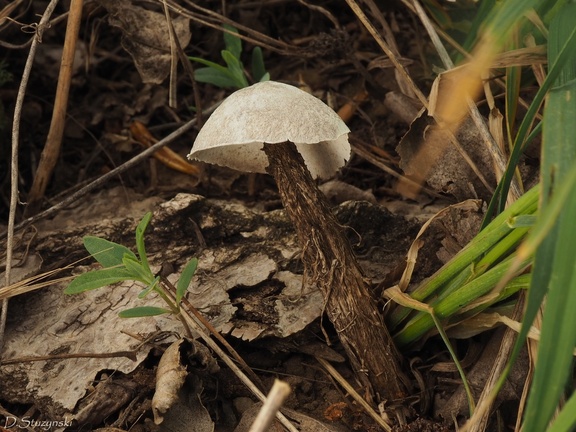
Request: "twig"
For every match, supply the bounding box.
[2,0,60,355]
[160,0,178,108]
[0,2,78,49]
[167,0,296,55]
[180,313,299,432]
[26,0,84,216]
[161,277,265,390]
[248,380,291,432]
[351,141,445,199]
[411,0,453,70]
[0,102,219,242]
[0,350,138,365]
[344,0,428,107]
[158,274,295,430]
[361,0,416,97]
[160,0,203,126]
[316,356,393,432]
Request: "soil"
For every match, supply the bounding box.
[0,1,537,431]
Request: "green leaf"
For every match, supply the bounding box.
[118,306,171,318]
[176,258,198,304]
[251,46,267,82]
[194,67,239,88]
[138,276,161,299]
[83,236,136,268]
[136,212,152,274]
[122,254,154,285]
[505,59,521,142]
[64,268,134,294]
[191,55,240,88]
[190,56,230,74]
[221,50,249,88]
[259,72,270,83]
[223,24,242,59]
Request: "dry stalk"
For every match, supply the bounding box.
[3,0,60,354]
[26,0,85,216]
[248,380,291,432]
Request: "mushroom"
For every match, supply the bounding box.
[188,81,407,400]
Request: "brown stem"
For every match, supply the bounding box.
[264,141,408,401]
[26,0,85,216]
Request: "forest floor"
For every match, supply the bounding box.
[0,1,537,431]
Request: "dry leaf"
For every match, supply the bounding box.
[152,338,218,426]
[99,0,191,84]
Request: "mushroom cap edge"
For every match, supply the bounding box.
[188,81,351,179]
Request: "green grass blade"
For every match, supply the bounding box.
[538,0,570,24]
[83,236,136,268]
[518,163,576,261]
[64,268,134,294]
[389,186,538,328]
[508,215,536,228]
[491,17,576,215]
[523,215,576,430]
[482,0,539,46]
[505,62,521,142]
[521,4,576,429]
[453,273,531,319]
[548,390,576,432]
[394,255,532,346]
[430,312,476,416]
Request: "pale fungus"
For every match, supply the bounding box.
[188,80,350,179]
[189,81,407,401]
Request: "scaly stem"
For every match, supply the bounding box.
[264,141,408,401]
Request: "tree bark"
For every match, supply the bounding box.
[264,141,408,401]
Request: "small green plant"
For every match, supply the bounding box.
[65,212,198,337]
[189,24,269,89]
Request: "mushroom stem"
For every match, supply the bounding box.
[264,141,408,401]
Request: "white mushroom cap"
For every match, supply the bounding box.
[188,81,351,179]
